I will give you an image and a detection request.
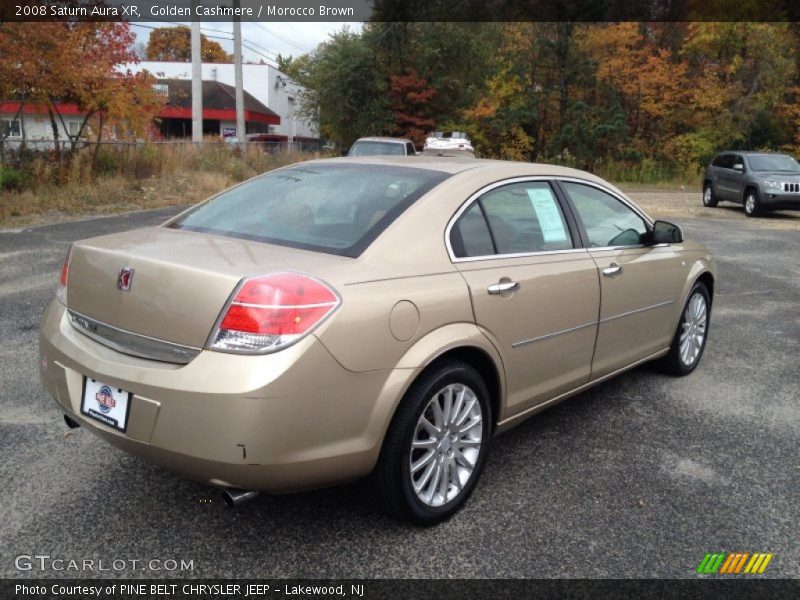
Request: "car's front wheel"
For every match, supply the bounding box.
[744,189,762,217]
[372,360,492,525]
[702,182,718,207]
[659,281,711,376]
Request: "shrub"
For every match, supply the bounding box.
[0,167,27,191]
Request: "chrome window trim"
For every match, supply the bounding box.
[445,175,655,263]
[453,247,589,263]
[68,309,201,365]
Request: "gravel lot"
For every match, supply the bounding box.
[0,195,797,579]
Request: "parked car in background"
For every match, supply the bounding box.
[423,131,474,155]
[703,151,800,216]
[347,137,417,157]
[41,157,715,525]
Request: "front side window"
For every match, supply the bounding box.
[171,164,448,257]
[562,182,648,248]
[712,154,732,168]
[732,155,745,170]
[450,181,573,258]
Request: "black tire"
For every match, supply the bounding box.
[702,182,718,207]
[371,360,492,525]
[744,188,761,217]
[659,282,711,376]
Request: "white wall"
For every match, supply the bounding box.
[0,113,86,143]
[126,61,317,140]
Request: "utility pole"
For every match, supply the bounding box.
[191,17,203,143]
[233,1,246,145]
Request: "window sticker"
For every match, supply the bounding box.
[527,187,568,242]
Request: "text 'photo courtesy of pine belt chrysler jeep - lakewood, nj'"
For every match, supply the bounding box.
[39,156,716,525]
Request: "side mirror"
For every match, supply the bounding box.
[732,163,744,172]
[650,220,683,244]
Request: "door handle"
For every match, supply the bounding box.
[602,263,623,277]
[487,280,520,295]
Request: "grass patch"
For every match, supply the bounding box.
[594,158,703,188]
[0,142,318,227]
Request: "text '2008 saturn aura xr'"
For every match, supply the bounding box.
[40,157,715,524]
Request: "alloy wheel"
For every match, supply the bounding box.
[745,194,756,214]
[679,292,708,367]
[409,383,483,507]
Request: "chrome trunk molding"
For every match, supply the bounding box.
[68,310,201,365]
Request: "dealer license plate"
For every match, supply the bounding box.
[81,377,131,432]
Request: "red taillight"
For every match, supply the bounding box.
[56,245,72,305]
[209,272,340,353]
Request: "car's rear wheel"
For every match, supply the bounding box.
[702,182,718,207]
[744,189,761,217]
[371,360,491,525]
[659,282,710,376]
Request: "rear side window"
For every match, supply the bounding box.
[450,202,494,257]
[170,164,448,257]
[450,182,573,258]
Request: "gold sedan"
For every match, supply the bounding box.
[39,157,715,524]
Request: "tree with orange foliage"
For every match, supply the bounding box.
[146,26,232,63]
[583,23,691,146]
[0,22,163,151]
[389,69,436,146]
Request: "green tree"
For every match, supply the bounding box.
[297,29,391,146]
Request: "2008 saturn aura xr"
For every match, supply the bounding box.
[39,157,715,524]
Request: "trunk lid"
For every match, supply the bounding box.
[66,226,353,350]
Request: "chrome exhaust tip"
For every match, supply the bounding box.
[64,414,81,429]
[221,488,260,508]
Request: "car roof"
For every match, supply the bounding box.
[306,155,612,181]
[352,137,412,144]
[717,151,793,156]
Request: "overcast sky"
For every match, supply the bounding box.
[132,22,363,64]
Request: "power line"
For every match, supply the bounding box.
[252,22,312,54]
[131,22,277,65]
[131,22,232,44]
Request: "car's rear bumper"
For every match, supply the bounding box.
[762,192,800,211]
[38,301,408,493]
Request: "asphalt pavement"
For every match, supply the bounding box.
[0,207,797,578]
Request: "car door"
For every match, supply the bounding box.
[716,154,745,202]
[449,179,600,418]
[559,181,687,379]
[709,154,731,200]
[727,154,747,203]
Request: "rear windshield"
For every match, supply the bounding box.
[431,132,467,139]
[747,154,800,172]
[348,141,405,156]
[169,163,449,257]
